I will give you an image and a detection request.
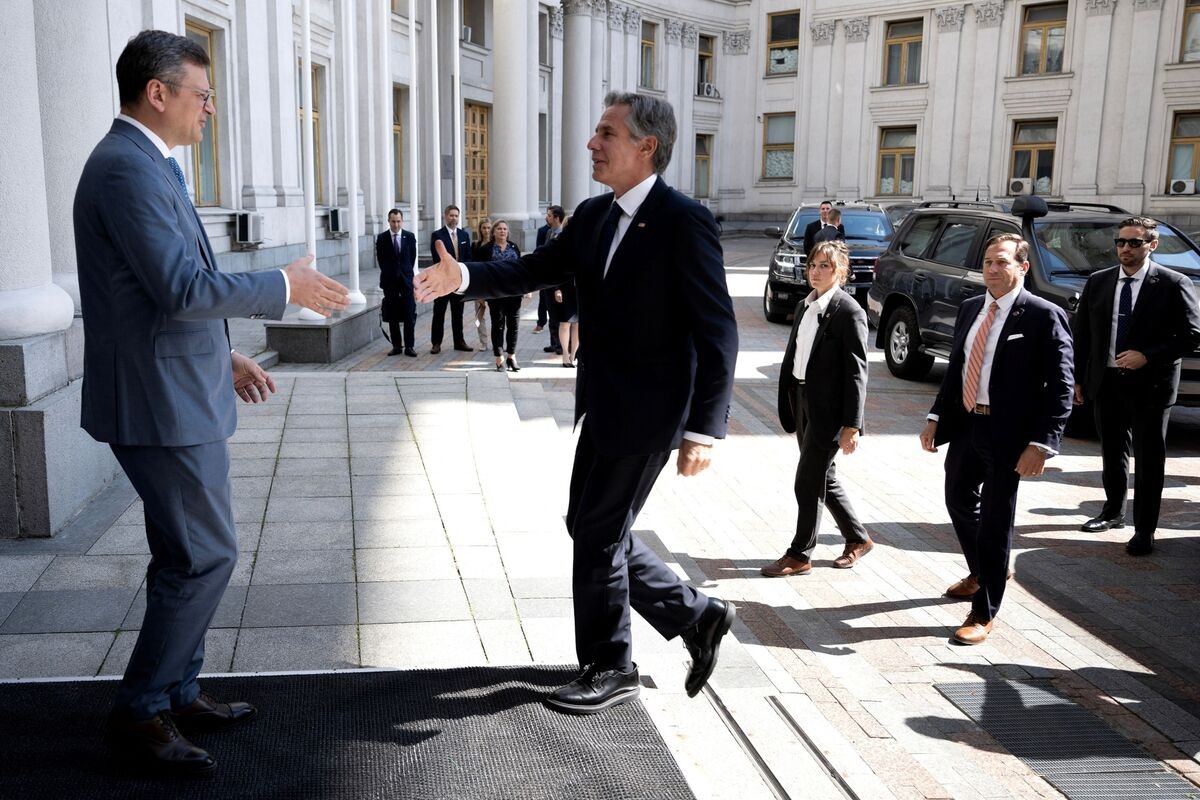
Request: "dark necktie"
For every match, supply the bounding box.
[166,156,189,199]
[393,233,401,257]
[1115,276,1134,354]
[597,203,623,277]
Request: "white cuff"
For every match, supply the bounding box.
[927,413,939,422]
[456,264,471,294]
[682,431,714,446]
[279,269,291,303]
[1030,442,1058,456]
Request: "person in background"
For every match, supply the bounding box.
[812,207,845,245]
[376,207,417,357]
[472,218,493,351]
[482,220,524,372]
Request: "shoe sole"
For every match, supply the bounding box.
[543,686,640,715]
[106,740,217,778]
[172,707,258,734]
[1081,521,1125,532]
[686,603,737,698]
[951,634,987,646]
[760,569,811,577]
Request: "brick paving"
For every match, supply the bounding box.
[2,237,1198,798]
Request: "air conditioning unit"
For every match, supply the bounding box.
[1009,178,1033,196]
[328,207,349,236]
[1169,178,1196,195]
[234,212,263,246]
[697,82,721,98]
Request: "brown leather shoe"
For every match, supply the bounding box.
[760,555,811,577]
[945,570,1015,600]
[833,540,873,569]
[952,612,994,645]
[172,691,257,733]
[106,712,215,776]
[430,345,442,354]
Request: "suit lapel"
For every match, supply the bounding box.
[812,290,841,349]
[991,290,1028,364]
[952,296,985,359]
[604,177,668,282]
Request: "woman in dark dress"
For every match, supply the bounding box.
[482,220,523,372]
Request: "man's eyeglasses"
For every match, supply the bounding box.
[1114,237,1154,248]
[163,81,216,105]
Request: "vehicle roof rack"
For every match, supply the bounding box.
[917,200,1008,211]
[1044,201,1130,214]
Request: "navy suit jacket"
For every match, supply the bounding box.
[1073,263,1200,406]
[930,289,1074,466]
[376,229,416,291]
[431,226,471,265]
[460,176,738,455]
[73,120,286,447]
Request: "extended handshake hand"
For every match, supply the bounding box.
[413,240,463,303]
[283,255,351,317]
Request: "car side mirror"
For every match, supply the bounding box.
[764,226,782,238]
[1011,195,1048,219]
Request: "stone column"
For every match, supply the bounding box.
[561,0,595,208]
[663,20,685,189]
[623,7,641,93]
[550,7,565,205]
[927,7,966,197]
[1116,0,1163,197]
[526,6,540,243]
[966,2,1005,195]
[838,17,870,197]
[492,0,532,230]
[590,3,607,196]
[607,3,628,91]
[1069,0,1117,197]
[805,21,836,195]
[678,24,699,195]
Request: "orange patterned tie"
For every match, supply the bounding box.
[962,301,999,412]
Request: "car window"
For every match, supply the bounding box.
[841,212,893,241]
[973,223,1023,271]
[928,220,986,267]
[898,216,940,257]
[1033,220,1200,278]
[785,211,820,240]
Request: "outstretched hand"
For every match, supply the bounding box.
[414,240,463,303]
[284,255,351,317]
[231,351,276,403]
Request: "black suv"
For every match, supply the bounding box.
[867,198,1200,406]
[763,202,894,323]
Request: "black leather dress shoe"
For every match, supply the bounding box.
[387,348,403,356]
[171,692,257,733]
[1126,531,1155,556]
[106,712,215,776]
[545,665,640,715]
[404,348,417,357]
[1081,514,1125,533]
[682,597,736,698]
[454,342,474,352]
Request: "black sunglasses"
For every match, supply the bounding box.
[1114,237,1155,248]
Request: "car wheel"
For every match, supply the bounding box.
[763,284,788,324]
[883,306,934,379]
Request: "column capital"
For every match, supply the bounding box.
[665,19,684,44]
[1085,0,1117,12]
[1132,0,1161,10]
[624,7,641,34]
[562,0,599,18]
[682,23,698,48]
[844,16,870,42]
[723,29,751,55]
[975,1,1005,27]
[935,5,966,31]
[607,2,625,30]
[810,19,836,45]
[550,5,564,37]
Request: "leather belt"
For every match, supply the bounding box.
[971,404,991,415]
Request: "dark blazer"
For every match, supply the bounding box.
[73,120,286,447]
[375,228,416,322]
[1073,263,1200,406]
[461,176,738,455]
[930,289,1074,466]
[536,224,562,249]
[804,220,845,256]
[431,226,471,265]
[777,288,867,444]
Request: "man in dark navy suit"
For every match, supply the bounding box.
[920,234,1073,646]
[803,200,840,256]
[535,204,566,354]
[1072,217,1200,554]
[428,204,473,353]
[417,92,739,714]
[376,208,418,356]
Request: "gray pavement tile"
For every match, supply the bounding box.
[115,501,144,526]
[231,625,359,671]
[241,583,358,627]
[0,592,21,627]
[234,416,286,430]
[353,494,440,520]
[353,520,447,549]
[283,414,346,430]
[350,475,433,496]
[350,457,427,476]
[348,428,415,443]
[232,496,268,525]
[476,619,533,664]
[31,555,147,591]
[0,632,115,678]
[228,428,282,444]
[452,546,506,580]
[278,442,349,460]
[274,457,349,477]
[100,628,237,676]
[346,441,420,458]
[228,442,279,460]
[231,476,274,497]
[265,496,352,524]
[355,547,457,582]
[281,427,349,444]
[229,458,277,478]
[0,588,136,634]
[86,526,150,555]
[357,580,472,624]
[462,580,518,620]
[0,555,54,592]
[509,577,572,599]
[235,524,261,552]
[259,521,354,551]
[347,401,409,415]
[360,621,485,669]
[252,550,354,585]
[514,598,574,618]
[122,584,247,630]
[269,475,352,497]
[347,414,408,429]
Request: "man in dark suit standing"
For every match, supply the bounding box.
[803,200,840,256]
[376,208,418,357]
[535,205,566,354]
[74,30,349,774]
[1072,217,1200,554]
[428,204,473,354]
[919,234,1073,645]
[416,92,739,714]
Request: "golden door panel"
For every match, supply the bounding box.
[464,102,490,232]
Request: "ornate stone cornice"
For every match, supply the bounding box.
[975,1,1005,27]
[723,29,750,54]
[550,6,564,37]
[1085,0,1117,13]
[665,19,684,44]
[607,2,625,30]
[935,5,966,31]
[682,23,698,48]
[810,19,836,45]
[624,7,641,34]
[1132,0,1161,9]
[844,16,870,42]
[562,0,598,18]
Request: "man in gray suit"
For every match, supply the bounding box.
[74,30,349,775]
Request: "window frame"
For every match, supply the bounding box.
[1182,0,1200,62]
[1018,3,1068,76]
[697,34,716,89]
[184,22,220,207]
[1168,111,1200,190]
[882,19,923,86]
[877,126,917,196]
[1010,119,1058,195]
[392,85,405,203]
[640,21,658,89]
[766,11,801,77]
[297,60,326,205]
[761,112,796,180]
[695,133,713,198]
[462,0,486,47]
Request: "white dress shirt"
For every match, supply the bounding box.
[792,287,837,383]
[961,284,1020,407]
[1107,261,1149,366]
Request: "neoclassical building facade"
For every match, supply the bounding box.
[4,0,1200,537]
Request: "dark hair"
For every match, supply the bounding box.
[808,241,852,287]
[603,91,677,174]
[1118,216,1158,238]
[444,204,460,214]
[983,233,1030,263]
[116,30,210,109]
[548,205,565,222]
[820,200,834,207]
[387,208,403,219]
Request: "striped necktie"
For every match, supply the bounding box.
[962,301,999,411]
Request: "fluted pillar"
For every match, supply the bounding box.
[492,0,532,230]
[561,0,595,208]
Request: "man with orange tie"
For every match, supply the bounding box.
[919,234,1073,645]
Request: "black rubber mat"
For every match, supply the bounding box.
[0,666,695,800]
[937,680,1199,800]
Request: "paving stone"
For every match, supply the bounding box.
[476,619,533,664]
[274,457,349,477]
[241,583,358,627]
[360,621,485,669]
[353,520,446,549]
[123,584,247,631]
[357,580,471,624]
[264,495,352,524]
[283,414,346,430]
[252,550,354,585]
[232,496,268,525]
[353,494,440,520]
[259,521,354,551]
[229,458,277,478]
[0,555,54,592]
[231,625,359,671]
[1,588,136,634]
[0,592,21,627]
[101,627,237,676]
[451,546,506,580]
[350,474,434,496]
[269,474,352,497]
[0,632,115,678]
[462,579,518,621]
[231,476,274,497]
[228,442,279,460]
[281,427,349,444]
[31,556,147,591]
[355,547,457,582]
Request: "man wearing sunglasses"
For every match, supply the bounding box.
[1072,217,1200,555]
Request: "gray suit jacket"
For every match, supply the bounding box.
[73,119,286,447]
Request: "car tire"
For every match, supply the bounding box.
[883,306,934,379]
[763,284,788,324]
